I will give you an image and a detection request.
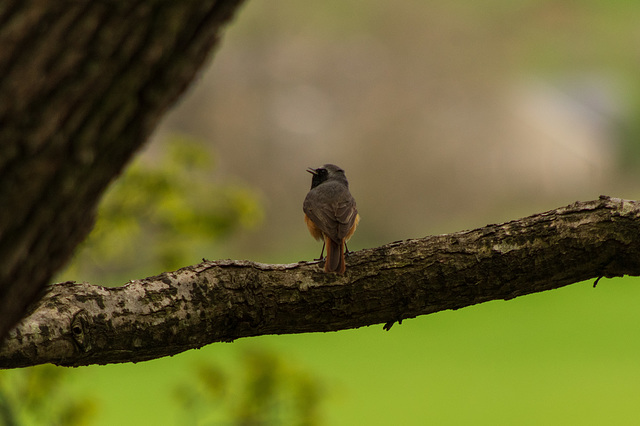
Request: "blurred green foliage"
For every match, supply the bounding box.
[173,348,324,426]
[64,135,263,282]
[0,365,97,426]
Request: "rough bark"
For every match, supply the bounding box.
[1,196,638,369]
[0,0,246,339]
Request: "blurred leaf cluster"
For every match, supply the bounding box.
[174,348,323,426]
[65,135,263,282]
[0,365,97,426]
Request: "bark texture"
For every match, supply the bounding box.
[1,196,638,369]
[0,0,246,339]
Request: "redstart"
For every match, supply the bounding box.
[303,164,359,274]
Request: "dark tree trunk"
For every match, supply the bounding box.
[0,0,246,339]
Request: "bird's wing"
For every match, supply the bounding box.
[334,198,358,241]
[303,195,338,239]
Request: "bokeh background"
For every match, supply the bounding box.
[3,1,640,424]
[159,0,640,260]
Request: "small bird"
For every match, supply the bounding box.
[303,164,359,274]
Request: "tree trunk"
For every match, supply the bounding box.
[1,196,637,369]
[0,0,246,339]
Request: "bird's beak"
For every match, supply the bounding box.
[306,167,317,175]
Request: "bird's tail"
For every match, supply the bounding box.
[324,236,346,274]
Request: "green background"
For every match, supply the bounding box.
[72,275,640,425]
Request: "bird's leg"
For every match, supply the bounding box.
[314,241,326,261]
[345,242,352,256]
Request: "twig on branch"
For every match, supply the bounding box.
[2,196,639,369]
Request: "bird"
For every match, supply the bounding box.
[303,164,359,274]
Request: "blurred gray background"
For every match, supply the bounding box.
[152,0,639,262]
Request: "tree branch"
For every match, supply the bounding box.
[2,196,639,369]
